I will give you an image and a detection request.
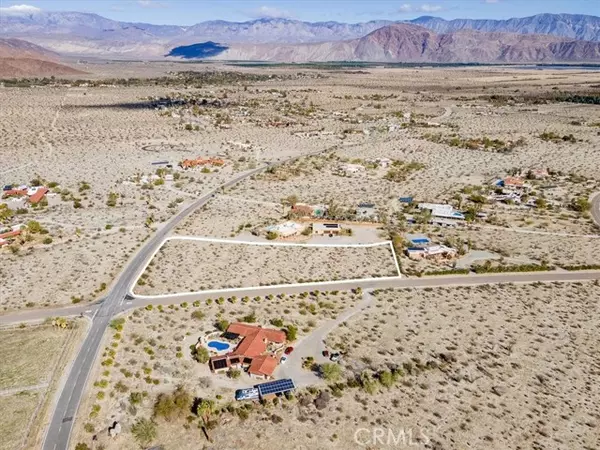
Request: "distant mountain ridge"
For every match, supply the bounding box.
[180,24,600,63]
[1,11,599,58]
[0,38,84,77]
[412,14,600,42]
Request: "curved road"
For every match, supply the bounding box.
[33,165,600,449]
[41,166,267,450]
[41,146,334,450]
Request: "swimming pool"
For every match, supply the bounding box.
[207,340,231,352]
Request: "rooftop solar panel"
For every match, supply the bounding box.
[256,378,296,397]
[212,359,228,370]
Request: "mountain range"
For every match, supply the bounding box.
[170,24,600,63]
[1,11,600,59]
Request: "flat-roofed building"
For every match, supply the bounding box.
[312,223,342,236]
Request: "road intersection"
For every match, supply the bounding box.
[0,161,593,449]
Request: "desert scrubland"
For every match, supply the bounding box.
[1,62,599,450]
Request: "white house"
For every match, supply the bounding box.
[265,222,304,238]
[418,203,465,220]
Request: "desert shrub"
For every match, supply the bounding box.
[109,318,125,331]
[131,417,157,446]
[320,363,342,382]
[191,310,205,320]
[270,318,284,327]
[130,391,143,405]
[227,369,241,379]
[153,385,192,422]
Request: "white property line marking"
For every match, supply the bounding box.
[129,235,401,297]
[133,275,404,300]
[166,235,396,248]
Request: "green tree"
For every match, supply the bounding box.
[131,417,157,446]
[74,444,90,450]
[27,220,43,233]
[193,346,210,364]
[570,197,590,212]
[285,324,298,341]
[215,319,229,332]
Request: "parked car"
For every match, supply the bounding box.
[330,352,341,362]
[322,350,329,358]
[284,346,294,355]
[235,388,259,401]
[280,355,288,364]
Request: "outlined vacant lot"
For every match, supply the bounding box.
[134,237,399,295]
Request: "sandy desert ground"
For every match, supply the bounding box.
[2,65,600,312]
[135,238,397,295]
[1,62,599,450]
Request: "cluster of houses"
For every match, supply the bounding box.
[1,185,49,210]
[488,174,547,207]
[288,202,379,222]
[207,323,287,380]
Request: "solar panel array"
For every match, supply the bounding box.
[212,359,228,370]
[256,378,296,397]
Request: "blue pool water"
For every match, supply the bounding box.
[207,340,231,352]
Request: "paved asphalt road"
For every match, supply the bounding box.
[41,166,265,450]
[40,147,332,450]
[130,270,600,305]
[21,168,600,449]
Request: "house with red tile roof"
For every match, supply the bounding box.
[2,186,49,205]
[209,323,287,379]
[0,229,21,247]
[28,187,49,205]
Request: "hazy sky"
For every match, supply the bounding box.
[1,0,597,25]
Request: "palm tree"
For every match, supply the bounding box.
[195,399,216,442]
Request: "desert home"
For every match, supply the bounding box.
[208,323,287,379]
[0,229,22,247]
[289,203,327,218]
[417,203,465,221]
[405,244,457,260]
[500,176,528,192]
[2,185,49,205]
[265,221,304,238]
[179,157,225,169]
[312,222,343,236]
[337,163,366,176]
